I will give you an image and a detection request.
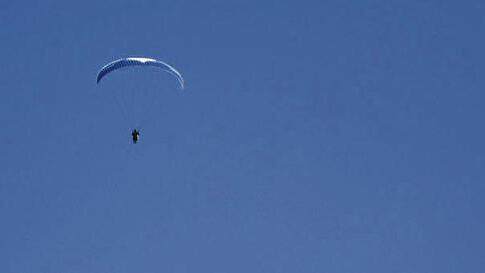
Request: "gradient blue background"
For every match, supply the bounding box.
[1,1,485,272]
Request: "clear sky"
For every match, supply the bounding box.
[1,0,485,272]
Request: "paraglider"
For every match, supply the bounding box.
[131,129,140,144]
[96,57,184,143]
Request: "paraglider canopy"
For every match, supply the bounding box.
[96,57,184,89]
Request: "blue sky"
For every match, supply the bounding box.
[1,0,485,272]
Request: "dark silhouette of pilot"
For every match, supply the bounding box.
[132,129,140,144]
